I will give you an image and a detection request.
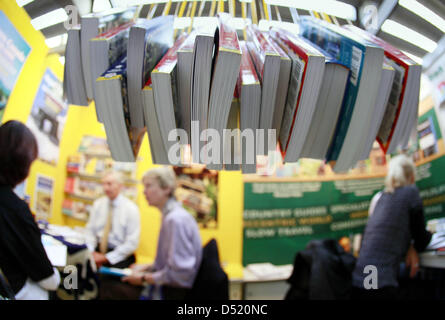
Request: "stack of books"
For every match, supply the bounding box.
[64,13,421,173]
[64,7,137,106]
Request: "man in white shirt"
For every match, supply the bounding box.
[86,171,141,299]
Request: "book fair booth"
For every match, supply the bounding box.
[1,0,445,303]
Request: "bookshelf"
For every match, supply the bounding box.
[62,136,139,223]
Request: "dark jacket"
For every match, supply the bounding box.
[285,239,356,300]
[187,239,229,300]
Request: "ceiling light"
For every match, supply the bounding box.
[399,0,445,33]
[16,0,34,7]
[381,19,437,53]
[93,0,112,13]
[264,0,356,21]
[45,34,67,48]
[30,8,68,30]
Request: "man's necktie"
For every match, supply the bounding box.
[99,201,113,254]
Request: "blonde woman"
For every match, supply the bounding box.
[352,154,432,300]
[123,166,202,300]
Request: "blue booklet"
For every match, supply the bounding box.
[98,266,132,278]
[299,16,383,171]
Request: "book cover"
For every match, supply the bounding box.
[342,24,420,153]
[299,17,372,162]
[269,29,324,159]
[151,34,188,149]
[98,55,145,160]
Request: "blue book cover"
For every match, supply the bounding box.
[139,16,174,84]
[100,54,130,128]
[299,16,370,162]
[99,266,132,278]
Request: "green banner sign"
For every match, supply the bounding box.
[243,106,445,266]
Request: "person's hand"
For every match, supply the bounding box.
[405,244,420,278]
[129,263,152,273]
[122,271,144,286]
[92,251,109,268]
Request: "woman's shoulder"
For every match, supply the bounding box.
[399,185,420,196]
[0,186,33,225]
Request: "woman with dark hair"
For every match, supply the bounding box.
[0,120,60,300]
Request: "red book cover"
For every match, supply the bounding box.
[237,41,260,94]
[96,21,134,40]
[342,25,418,153]
[217,13,241,53]
[178,31,197,52]
[269,29,311,158]
[245,24,279,79]
[152,33,188,74]
[64,177,76,194]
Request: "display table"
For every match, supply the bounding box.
[420,251,445,269]
[38,222,99,300]
[228,264,292,300]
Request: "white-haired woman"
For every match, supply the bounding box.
[122,166,202,300]
[352,154,432,300]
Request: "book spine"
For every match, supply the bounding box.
[300,21,365,162]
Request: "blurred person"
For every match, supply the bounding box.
[0,120,60,299]
[86,170,141,299]
[352,154,432,300]
[122,166,202,300]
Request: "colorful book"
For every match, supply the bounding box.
[237,40,261,174]
[64,25,88,106]
[265,32,292,140]
[95,55,146,162]
[246,24,281,155]
[151,34,188,165]
[127,16,174,128]
[269,28,325,163]
[177,31,197,140]
[191,25,217,163]
[81,7,137,100]
[296,42,350,160]
[300,16,384,172]
[343,25,422,155]
[89,21,134,121]
[142,77,169,164]
[207,13,242,170]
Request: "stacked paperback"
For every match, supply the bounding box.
[64,13,421,173]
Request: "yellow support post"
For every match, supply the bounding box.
[229,0,236,17]
[189,0,198,33]
[262,0,269,20]
[163,0,172,15]
[251,0,258,25]
[321,12,332,23]
[210,0,217,16]
[147,4,157,19]
[241,0,247,40]
[218,0,225,14]
[174,1,189,39]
